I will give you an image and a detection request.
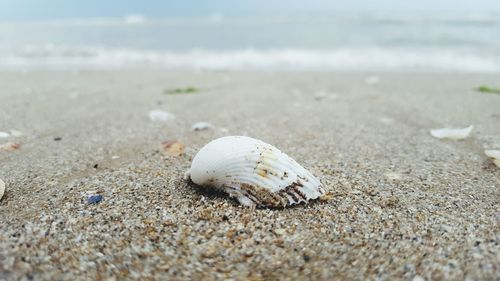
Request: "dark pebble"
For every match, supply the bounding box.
[222,215,229,221]
[54,137,62,141]
[87,195,103,204]
[93,164,98,169]
[303,254,311,262]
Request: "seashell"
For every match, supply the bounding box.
[0,142,21,152]
[161,140,185,156]
[430,125,473,140]
[191,122,214,131]
[0,178,5,201]
[188,136,325,207]
[485,150,500,168]
[149,110,175,122]
[0,132,9,138]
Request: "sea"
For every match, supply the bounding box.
[1,12,500,72]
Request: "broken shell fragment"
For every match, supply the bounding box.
[191,122,213,131]
[0,132,9,138]
[161,140,185,156]
[0,178,4,200]
[188,136,325,207]
[485,150,500,168]
[430,125,473,140]
[149,110,175,122]
[0,142,21,152]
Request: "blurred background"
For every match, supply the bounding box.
[1,0,500,72]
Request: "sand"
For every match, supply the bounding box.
[0,70,499,280]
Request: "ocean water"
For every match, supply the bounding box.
[1,12,500,72]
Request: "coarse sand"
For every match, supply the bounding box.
[1,70,499,280]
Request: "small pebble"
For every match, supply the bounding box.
[191,122,214,131]
[87,195,103,204]
[93,164,99,169]
[303,254,311,262]
[54,137,62,141]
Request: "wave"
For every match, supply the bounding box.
[1,45,500,72]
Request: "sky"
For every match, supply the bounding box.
[1,0,500,20]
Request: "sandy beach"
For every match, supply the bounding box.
[0,70,499,280]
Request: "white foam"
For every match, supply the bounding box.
[1,45,500,72]
[123,14,146,24]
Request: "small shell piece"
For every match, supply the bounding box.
[485,150,500,167]
[430,125,473,140]
[189,136,325,207]
[161,140,185,156]
[191,122,213,131]
[0,142,21,152]
[0,178,5,201]
[149,110,175,122]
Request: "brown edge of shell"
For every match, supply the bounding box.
[186,171,327,208]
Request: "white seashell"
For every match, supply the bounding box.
[191,122,213,131]
[0,178,5,201]
[485,150,500,167]
[0,132,9,138]
[149,110,175,122]
[430,125,473,140]
[188,136,325,207]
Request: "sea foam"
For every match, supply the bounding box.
[1,45,499,72]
